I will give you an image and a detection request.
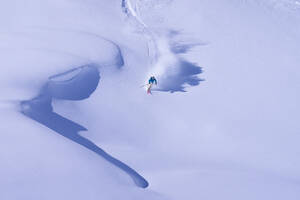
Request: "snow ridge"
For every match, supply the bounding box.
[20,64,149,188]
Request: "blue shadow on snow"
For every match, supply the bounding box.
[20,64,149,188]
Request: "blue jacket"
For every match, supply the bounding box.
[148,77,157,85]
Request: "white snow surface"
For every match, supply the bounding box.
[1,0,300,199]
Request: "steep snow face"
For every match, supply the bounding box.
[1,0,300,200]
[123,0,203,92]
[88,0,300,199]
[0,0,158,199]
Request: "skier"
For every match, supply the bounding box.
[148,76,157,85]
[147,76,157,94]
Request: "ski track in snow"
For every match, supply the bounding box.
[12,1,155,189]
[16,0,204,189]
[123,0,204,93]
[3,0,299,198]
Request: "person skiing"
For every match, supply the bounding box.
[148,76,157,85]
[147,76,157,94]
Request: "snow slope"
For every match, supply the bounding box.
[1,0,300,200]
[0,0,155,199]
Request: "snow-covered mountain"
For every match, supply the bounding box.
[1,0,299,199]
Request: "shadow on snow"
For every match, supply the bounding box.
[20,64,148,188]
